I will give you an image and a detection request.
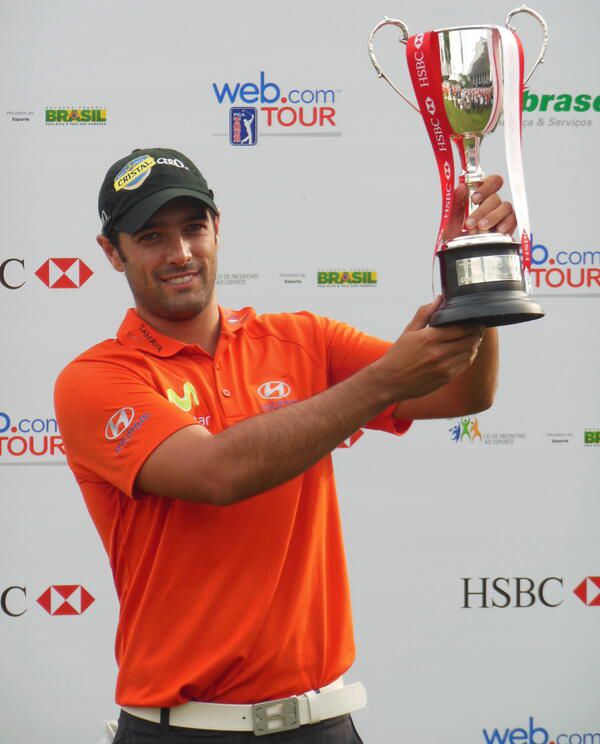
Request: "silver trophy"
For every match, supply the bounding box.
[368,6,548,326]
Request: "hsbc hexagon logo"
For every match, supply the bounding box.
[414,33,424,50]
[35,258,93,288]
[573,576,600,606]
[36,585,95,616]
[444,161,452,181]
[257,381,291,400]
[425,97,436,116]
[105,407,135,440]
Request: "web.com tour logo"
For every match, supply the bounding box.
[212,71,340,145]
[482,716,599,744]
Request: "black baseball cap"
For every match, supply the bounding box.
[98,148,218,236]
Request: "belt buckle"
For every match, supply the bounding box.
[252,695,300,736]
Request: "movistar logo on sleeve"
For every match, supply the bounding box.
[167,382,199,412]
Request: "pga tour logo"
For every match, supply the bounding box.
[230,107,257,146]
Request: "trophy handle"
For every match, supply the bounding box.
[368,17,421,113]
[505,5,549,85]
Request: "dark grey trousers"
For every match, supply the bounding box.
[114,710,365,743]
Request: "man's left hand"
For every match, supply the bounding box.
[442,175,517,243]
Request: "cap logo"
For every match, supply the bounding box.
[114,155,156,192]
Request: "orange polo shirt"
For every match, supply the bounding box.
[54,307,411,707]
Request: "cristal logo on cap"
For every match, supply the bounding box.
[114,155,156,192]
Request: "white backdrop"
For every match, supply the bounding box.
[1,1,598,742]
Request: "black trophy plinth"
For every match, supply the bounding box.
[429,240,544,328]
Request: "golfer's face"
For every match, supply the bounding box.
[118,197,219,322]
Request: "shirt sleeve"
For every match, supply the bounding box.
[318,316,412,436]
[54,357,199,497]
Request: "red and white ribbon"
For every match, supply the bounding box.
[406,26,532,286]
[406,32,455,254]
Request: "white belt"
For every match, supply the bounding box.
[122,677,367,737]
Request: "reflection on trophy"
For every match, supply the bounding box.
[368,6,548,326]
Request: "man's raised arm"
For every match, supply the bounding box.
[137,301,484,505]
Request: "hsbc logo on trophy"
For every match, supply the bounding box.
[35,258,93,289]
[414,33,424,50]
[37,585,95,616]
[257,381,291,400]
[444,161,452,180]
[425,96,436,115]
[105,408,135,440]
[573,576,600,606]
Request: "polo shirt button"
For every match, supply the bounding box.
[222,388,231,397]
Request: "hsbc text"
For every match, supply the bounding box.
[461,577,563,608]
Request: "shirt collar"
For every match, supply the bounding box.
[117,306,255,357]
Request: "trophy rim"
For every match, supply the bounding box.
[433,24,499,34]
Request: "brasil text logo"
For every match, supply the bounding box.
[584,429,600,446]
[317,270,377,287]
[45,107,107,125]
[212,71,338,144]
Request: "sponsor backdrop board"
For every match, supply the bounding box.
[1,0,598,742]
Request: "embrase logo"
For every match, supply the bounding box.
[35,258,93,288]
[36,585,95,616]
[257,381,291,400]
[105,407,135,440]
[573,576,600,606]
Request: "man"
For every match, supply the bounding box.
[55,148,515,743]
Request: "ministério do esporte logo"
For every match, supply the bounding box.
[212,71,339,145]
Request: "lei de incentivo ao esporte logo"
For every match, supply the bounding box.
[211,71,340,145]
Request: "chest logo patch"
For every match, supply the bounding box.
[167,381,199,412]
[257,381,291,400]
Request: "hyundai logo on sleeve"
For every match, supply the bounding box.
[257,381,291,400]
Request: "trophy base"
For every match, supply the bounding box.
[430,290,544,327]
[429,236,545,328]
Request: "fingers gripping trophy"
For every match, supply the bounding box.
[368,6,548,326]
